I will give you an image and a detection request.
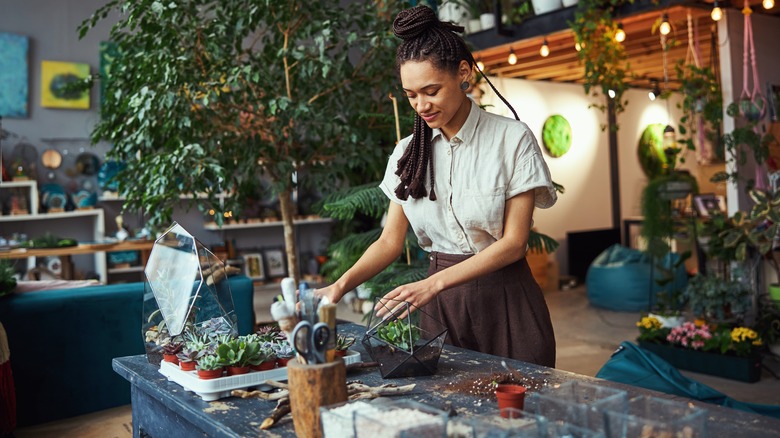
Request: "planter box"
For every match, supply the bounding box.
[638,341,761,383]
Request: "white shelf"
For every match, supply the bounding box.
[0,209,102,222]
[108,266,144,274]
[0,180,37,189]
[203,217,333,230]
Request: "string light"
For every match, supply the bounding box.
[763,0,775,9]
[575,41,582,52]
[539,39,550,57]
[476,58,485,71]
[615,23,626,43]
[659,13,671,35]
[608,89,616,99]
[711,1,723,21]
[507,47,517,65]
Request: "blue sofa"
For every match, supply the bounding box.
[0,275,254,426]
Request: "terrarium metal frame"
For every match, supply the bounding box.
[361,299,447,379]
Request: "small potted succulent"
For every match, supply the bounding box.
[196,354,224,380]
[160,337,184,365]
[272,340,296,367]
[362,299,447,378]
[177,339,206,371]
[335,334,356,357]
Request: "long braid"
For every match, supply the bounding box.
[392,5,518,201]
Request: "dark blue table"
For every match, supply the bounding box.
[113,323,780,437]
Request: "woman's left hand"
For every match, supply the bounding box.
[375,278,439,318]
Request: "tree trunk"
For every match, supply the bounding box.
[278,188,299,283]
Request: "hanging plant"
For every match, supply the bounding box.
[569,0,633,129]
[675,61,724,163]
[541,115,572,158]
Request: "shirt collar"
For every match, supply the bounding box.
[431,98,480,145]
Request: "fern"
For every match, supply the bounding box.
[528,231,559,254]
[319,183,387,220]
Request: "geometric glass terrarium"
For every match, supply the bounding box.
[361,299,447,379]
[141,222,238,365]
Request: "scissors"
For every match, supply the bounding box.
[291,320,330,364]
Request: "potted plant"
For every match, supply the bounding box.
[635,315,763,382]
[681,274,752,325]
[273,340,296,367]
[756,295,780,356]
[177,339,206,371]
[335,334,357,357]
[160,336,184,365]
[675,62,724,165]
[196,354,224,380]
[361,299,447,378]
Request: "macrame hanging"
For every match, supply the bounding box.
[739,0,769,188]
[683,12,710,164]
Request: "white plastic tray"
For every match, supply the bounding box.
[159,350,362,401]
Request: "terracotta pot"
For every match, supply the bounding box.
[252,360,276,371]
[163,354,179,365]
[227,365,251,376]
[496,384,527,416]
[197,368,224,380]
[179,360,196,371]
[334,350,347,357]
[276,357,292,367]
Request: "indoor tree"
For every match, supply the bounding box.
[78,0,406,281]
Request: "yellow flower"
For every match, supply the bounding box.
[731,327,759,344]
[637,316,662,331]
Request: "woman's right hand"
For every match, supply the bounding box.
[315,284,342,304]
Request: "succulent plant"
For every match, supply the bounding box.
[196,354,222,371]
[335,334,356,351]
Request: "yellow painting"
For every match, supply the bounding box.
[41,60,90,109]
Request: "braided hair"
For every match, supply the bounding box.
[392,5,519,201]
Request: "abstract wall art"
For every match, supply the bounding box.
[0,32,30,118]
[40,60,90,109]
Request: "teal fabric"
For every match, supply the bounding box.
[586,244,688,312]
[0,275,254,426]
[596,341,780,419]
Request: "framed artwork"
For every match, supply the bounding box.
[263,248,287,278]
[40,60,90,109]
[0,32,29,118]
[693,193,725,218]
[242,253,265,281]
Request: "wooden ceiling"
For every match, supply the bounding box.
[468,2,776,91]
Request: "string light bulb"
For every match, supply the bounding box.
[608,89,616,99]
[476,58,485,71]
[575,41,582,52]
[711,1,723,21]
[763,0,774,9]
[507,47,517,65]
[659,13,671,35]
[615,23,626,43]
[539,39,550,57]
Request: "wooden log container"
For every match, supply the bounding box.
[287,357,348,438]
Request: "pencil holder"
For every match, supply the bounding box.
[287,357,348,438]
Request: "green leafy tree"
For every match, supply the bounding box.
[78,0,407,281]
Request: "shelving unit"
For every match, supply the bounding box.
[203,217,332,230]
[0,180,39,215]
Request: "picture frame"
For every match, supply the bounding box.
[242,253,265,281]
[693,193,725,218]
[263,247,287,278]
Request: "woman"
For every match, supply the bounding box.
[317,5,558,367]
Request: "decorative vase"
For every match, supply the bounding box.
[179,360,196,371]
[163,354,179,365]
[197,368,224,380]
[479,13,495,31]
[227,365,250,376]
[638,341,761,383]
[531,0,563,15]
[495,384,527,415]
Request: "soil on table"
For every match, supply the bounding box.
[444,372,551,400]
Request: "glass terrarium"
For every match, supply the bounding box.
[361,299,447,379]
[142,222,239,365]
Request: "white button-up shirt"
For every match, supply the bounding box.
[380,100,556,255]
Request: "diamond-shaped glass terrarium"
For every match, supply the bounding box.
[361,299,447,379]
[142,222,239,365]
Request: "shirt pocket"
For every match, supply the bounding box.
[460,186,505,237]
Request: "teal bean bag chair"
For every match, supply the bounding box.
[585,244,688,312]
[597,341,780,419]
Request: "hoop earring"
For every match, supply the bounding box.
[460,81,469,91]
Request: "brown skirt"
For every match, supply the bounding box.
[420,252,556,367]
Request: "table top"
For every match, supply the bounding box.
[113,323,780,437]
